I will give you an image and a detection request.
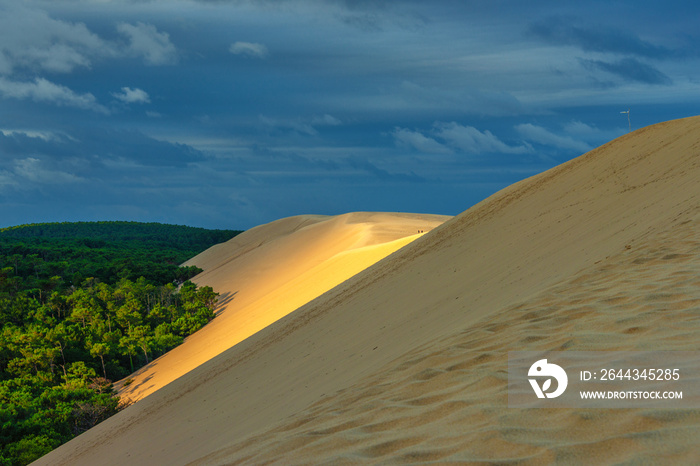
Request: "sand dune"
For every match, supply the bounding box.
[36,116,700,465]
[117,212,449,402]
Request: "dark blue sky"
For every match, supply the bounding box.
[1,0,699,229]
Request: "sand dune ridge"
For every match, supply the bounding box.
[36,116,700,465]
[117,211,449,402]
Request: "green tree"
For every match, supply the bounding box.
[45,324,70,379]
[0,221,236,464]
[88,342,110,379]
[129,326,153,365]
[63,361,97,389]
[119,334,138,373]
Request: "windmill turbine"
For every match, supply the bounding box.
[620,109,631,132]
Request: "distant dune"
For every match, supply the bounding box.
[37,116,700,465]
[117,212,450,402]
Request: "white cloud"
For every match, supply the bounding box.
[117,22,177,65]
[392,127,452,154]
[21,43,93,73]
[0,77,108,113]
[0,168,17,191]
[0,3,109,75]
[394,123,532,155]
[112,86,150,104]
[0,6,178,78]
[229,41,269,59]
[14,157,84,185]
[563,120,599,138]
[0,128,58,141]
[562,120,623,146]
[311,114,342,126]
[433,122,531,154]
[515,123,592,153]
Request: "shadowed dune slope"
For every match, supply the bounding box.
[116,212,450,402]
[37,116,700,465]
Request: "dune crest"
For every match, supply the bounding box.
[37,116,700,465]
[117,212,450,402]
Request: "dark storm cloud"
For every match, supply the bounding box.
[580,58,673,85]
[0,127,206,176]
[528,18,678,59]
[72,128,206,167]
[1,0,699,230]
[345,157,425,183]
[0,126,216,227]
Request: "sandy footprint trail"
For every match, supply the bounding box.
[117,212,450,402]
[37,116,700,465]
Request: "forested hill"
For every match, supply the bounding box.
[0,221,238,247]
[0,221,241,288]
[0,221,241,465]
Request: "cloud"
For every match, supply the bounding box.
[20,44,93,74]
[334,0,428,32]
[229,41,269,58]
[515,123,592,153]
[0,127,211,226]
[311,114,342,126]
[433,122,531,155]
[0,6,179,80]
[393,123,532,156]
[562,120,621,144]
[563,120,599,138]
[112,86,150,104]
[0,129,61,157]
[0,77,108,113]
[74,127,206,167]
[391,81,524,118]
[0,128,59,142]
[0,2,110,75]
[117,22,177,65]
[0,126,206,170]
[13,157,84,185]
[259,115,316,136]
[580,58,672,85]
[0,168,16,191]
[258,114,342,136]
[528,19,676,60]
[392,127,452,154]
[0,53,10,75]
[0,147,85,193]
[345,157,425,182]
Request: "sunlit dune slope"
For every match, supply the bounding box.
[117,212,450,402]
[37,116,700,465]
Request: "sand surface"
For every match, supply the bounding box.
[36,116,700,465]
[117,212,449,402]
